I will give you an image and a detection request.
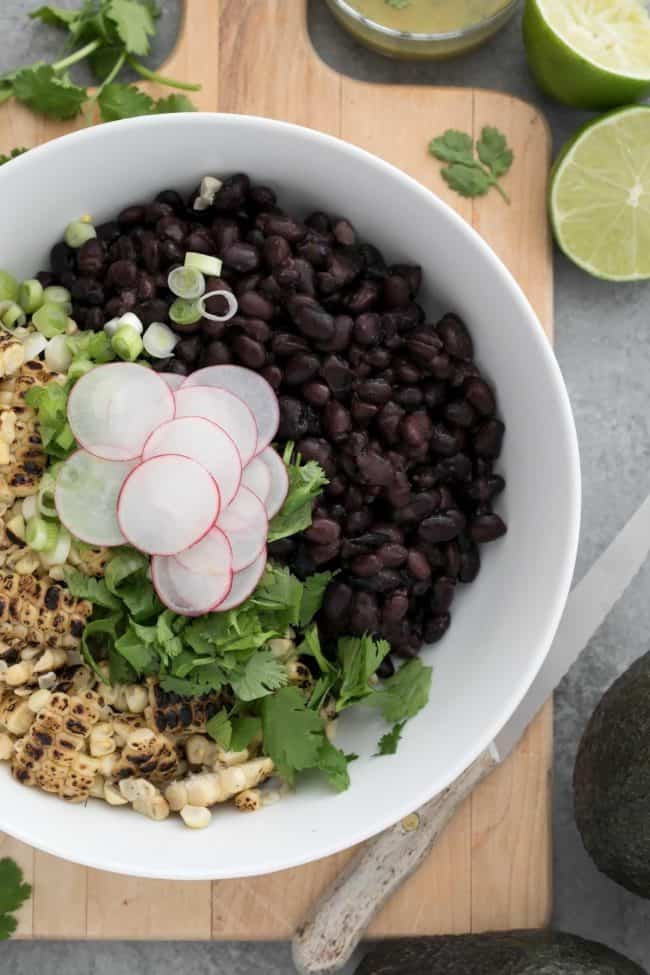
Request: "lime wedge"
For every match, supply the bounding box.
[550,106,650,281]
[523,0,650,109]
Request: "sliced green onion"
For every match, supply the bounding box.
[32,302,68,338]
[45,333,72,373]
[17,279,44,314]
[2,302,26,330]
[42,286,72,313]
[64,220,97,249]
[26,516,59,552]
[118,312,143,335]
[142,322,178,359]
[0,270,18,303]
[112,324,143,362]
[40,526,71,567]
[68,358,94,381]
[103,316,122,338]
[38,474,58,518]
[184,252,223,278]
[168,266,206,300]
[22,331,48,362]
[55,423,75,451]
[198,290,238,323]
[169,297,203,326]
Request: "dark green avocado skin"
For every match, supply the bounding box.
[574,651,650,898]
[357,932,647,975]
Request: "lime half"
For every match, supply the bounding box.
[523,0,650,109]
[550,106,650,281]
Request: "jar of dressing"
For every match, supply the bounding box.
[324,0,520,58]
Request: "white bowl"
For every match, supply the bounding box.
[0,114,580,879]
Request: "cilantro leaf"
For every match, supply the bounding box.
[113,623,158,676]
[230,649,288,702]
[336,634,391,711]
[386,0,410,7]
[261,686,325,785]
[299,624,333,674]
[81,615,122,684]
[376,721,405,756]
[428,130,475,165]
[154,93,196,113]
[441,163,492,198]
[307,673,336,712]
[97,82,153,121]
[267,443,328,543]
[316,738,351,793]
[0,84,14,107]
[13,65,87,120]
[230,715,261,752]
[104,548,148,594]
[0,147,28,166]
[105,549,162,621]
[0,858,31,941]
[299,571,333,626]
[367,658,432,723]
[29,5,79,28]
[477,126,514,178]
[107,0,156,55]
[206,708,232,749]
[64,567,121,610]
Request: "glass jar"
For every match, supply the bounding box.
[324,0,521,59]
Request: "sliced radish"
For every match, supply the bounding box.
[182,365,279,454]
[159,372,185,391]
[67,363,175,462]
[241,456,271,503]
[142,416,242,509]
[152,555,232,616]
[257,446,289,519]
[174,385,258,466]
[55,450,135,546]
[218,486,268,571]
[177,526,233,575]
[117,454,219,556]
[215,551,267,612]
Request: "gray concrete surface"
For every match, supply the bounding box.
[3,1,650,971]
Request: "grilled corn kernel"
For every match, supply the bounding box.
[180,805,211,829]
[268,637,294,659]
[89,722,116,758]
[0,732,13,761]
[104,781,128,806]
[3,700,33,735]
[165,780,188,811]
[287,659,313,691]
[5,661,32,687]
[5,514,25,541]
[28,688,52,713]
[185,734,217,767]
[234,789,261,812]
[215,747,249,767]
[15,553,40,575]
[124,684,147,714]
[89,774,105,799]
[325,720,338,743]
[0,442,10,465]
[47,565,65,582]
[133,793,169,821]
[119,777,156,804]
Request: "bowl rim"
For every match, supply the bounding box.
[325,0,521,43]
[0,112,580,879]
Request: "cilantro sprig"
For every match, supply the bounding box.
[0,858,32,941]
[428,127,514,204]
[0,0,200,128]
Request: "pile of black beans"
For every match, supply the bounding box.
[39,173,507,665]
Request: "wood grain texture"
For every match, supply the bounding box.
[2,0,552,940]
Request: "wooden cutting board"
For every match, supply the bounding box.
[1,0,553,941]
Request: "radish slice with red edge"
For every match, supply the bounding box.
[181,365,279,454]
[55,450,135,546]
[117,454,219,556]
[174,385,258,466]
[218,486,268,571]
[215,550,267,612]
[241,456,271,503]
[142,416,242,508]
[257,446,289,519]
[176,526,233,575]
[152,555,232,616]
[67,363,174,461]
[160,372,185,391]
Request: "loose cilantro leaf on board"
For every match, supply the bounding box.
[230,649,288,702]
[154,93,196,113]
[13,65,87,120]
[97,82,154,120]
[106,0,156,55]
[261,686,326,785]
[336,634,391,711]
[206,708,232,749]
[30,6,80,28]
[386,0,410,8]
[0,858,32,941]
[267,443,328,543]
[0,147,28,165]
[428,126,513,204]
[376,721,406,756]
[367,658,432,724]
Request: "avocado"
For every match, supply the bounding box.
[356,931,646,975]
[574,651,650,898]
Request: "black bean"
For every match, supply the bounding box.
[118,205,145,226]
[212,217,241,253]
[424,614,451,644]
[175,336,201,365]
[356,378,392,406]
[71,278,105,306]
[383,591,409,625]
[323,580,353,624]
[444,400,476,428]
[316,314,353,352]
[136,272,156,302]
[96,221,121,244]
[50,242,75,275]
[264,215,305,242]
[279,396,311,440]
[302,381,330,408]
[395,492,438,524]
[473,419,505,459]
[344,510,372,535]
[436,453,473,483]
[297,235,331,267]
[437,313,473,359]
[288,296,335,343]
[358,243,387,279]
[223,242,259,273]
[232,334,266,369]
[77,238,105,277]
[237,290,274,321]
[261,365,283,390]
[285,353,320,386]
[383,274,411,309]
[136,298,169,326]
[459,542,481,583]
[159,239,184,266]
[406,549,431,581]
[470,513,507,543]
[349,397,378,427]
[250,185,276,209]
[323,400,351,442]
[430,423,460,457]
[465,377,496,415]
[352,313,380,347]
[320,355,354,398]
[349,592,380,634]
[186,230,215,255]
[343,279,380,314]
[305,519,341,546]
[419,514,459,543]
[213,173,250,212]
[155,189,184,212]
[351,553,381,577]
[376,543,407,568]
[78,307,104,331]
[465,474,506,503]
[263,234,291,267]
[237,317,270,343]
[309,540,341,565]
[376,656,396,679]
[272,332,308,358]
[202,340,232,366]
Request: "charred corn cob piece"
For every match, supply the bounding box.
[112,726,182,786]
[0,333,24,380]
[67,542,111,577]
[145,678,229,735]
[165,758,274,810]
[0,688,35,735]
[11,690,102,801]
[0,572,91,651]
